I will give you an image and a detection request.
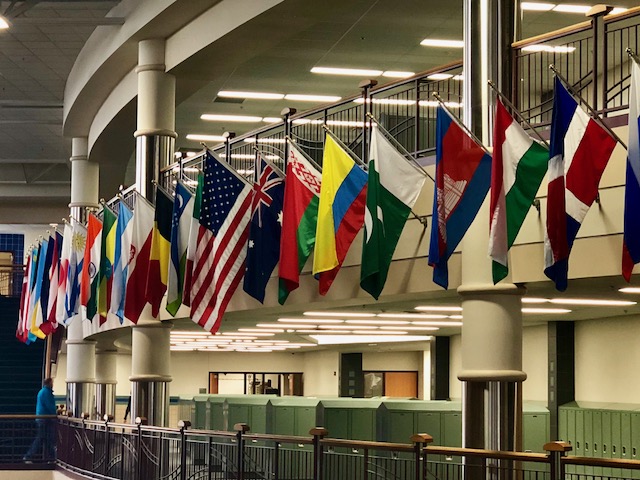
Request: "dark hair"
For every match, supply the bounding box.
[43,377,53,387]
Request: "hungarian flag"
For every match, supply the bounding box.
[243,156,285,303]
[124,195,155,323]
[110,202,133,321]
[313,135,366,295]
[98,205,117,320]
[146,188,173,317]
[81,214,102,322]
[182,174,203,307]
[544,77,616,291]
[489,100,548,284]
[167,182,193,316]
[428,106,492,289]
[278,142,322,304]
[623,60,640,282]
[361,127,427,299]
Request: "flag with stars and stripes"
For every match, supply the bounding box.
[243,155,285,303]
[190,151,254,333]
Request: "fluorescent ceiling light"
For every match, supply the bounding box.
[326,120,365,127]
[427,73,453,80]
[378,313,448,319]
[186,134,226,142]
[238,328,284,333]
[411,321,463,327]
[418,100,463,108]
[550,298,636,306]
[172,331,212,336]
[285,94,342,102]
[521,2,556,11]
[259,323,318,329]
[415,305,463,312]
[380,326,439,331]
[318,325,360,329]
[292,118,324,125]
[304,311,375,318]
[449,315,463,319]
[345,319,409,325]
[262,117,282,123]
[610,7,628,14]
[201,114,263,122]
[521,45,575,53]
[217,90,284,100]
[353,98,417,106]
[420,39,464,48]
[278,318,344,324]
[453,75,464,81]
[220,153,255,159]
[352,330,407,335]
[522,308,571,314]
[0,16,9,29]
[552,4,591,13]
[311,66,383,76]
[619,287,640,294]
[382,71,415,78]
[522,297,548,303]
[243,138,286,144]
[311,335,432,345]
[296,329,352,334]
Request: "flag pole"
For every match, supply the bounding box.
[365,113,434,182]
[487,80,550,149]
[284,136,323,172]
[549,64,627,150]
[627,47,640,66]
[321,125,367,168]
[432,92,492,156]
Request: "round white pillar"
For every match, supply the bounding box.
[95,350,118,420]
[69,137,99,223]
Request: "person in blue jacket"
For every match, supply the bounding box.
[24,377,57,462]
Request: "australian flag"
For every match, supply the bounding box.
[243,156,285,303]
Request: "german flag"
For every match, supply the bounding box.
[146,188,173,317]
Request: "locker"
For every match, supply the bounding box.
[443,412,462,447]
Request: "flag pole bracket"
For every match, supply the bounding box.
[532,199,541,214]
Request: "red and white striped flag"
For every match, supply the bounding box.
[190,152,253,333]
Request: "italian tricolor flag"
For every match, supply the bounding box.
[278,142,322,304]
[489,100,548,284]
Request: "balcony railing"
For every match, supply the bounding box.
[49,416,640,480]
[0,265,24,298]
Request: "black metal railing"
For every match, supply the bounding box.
[48,416,640,480]
[0,415,57,465]
[0,265,24,298]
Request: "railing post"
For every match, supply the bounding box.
[281,107,296,172]
[411,434,434,480]
[310,427,329,480]
[104,414,113,476]
[544,441,572,480]
[235,423,250,480]
[223,131,236,162]
[135,416,147,480]
[81,412,89,470]
[179,420,191,480]
[588,5,613,113]
[359,79,378,163]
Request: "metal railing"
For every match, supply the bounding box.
[49,417,640,480]
[0,415,57,465]
[0,265,24,298]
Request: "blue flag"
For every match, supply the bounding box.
[243,157,285,303]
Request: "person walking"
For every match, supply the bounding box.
[24,377,57,462]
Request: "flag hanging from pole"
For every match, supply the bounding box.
[183,174,203,307]
[167,182,193,316]
[146,188,173,318]
[65,221,86,322]
[110,202,133,321]
[243,156,285,303]
[81,214,102,322]
[190,152,253,333]
[489,99,548,284]
[623,60,640,282]
[544,76,617,291]
[278,143,322,304]
[361,127,427,300]
[56,223,72,325]
[98,206,117,320]
[428,106,492,289]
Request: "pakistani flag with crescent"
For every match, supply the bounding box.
[360,128,427,300]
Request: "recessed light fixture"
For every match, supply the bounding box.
[217,90,284,100]
[284,94,342,102]
[238,328,284,333]
[345,319,410,325]
[201,114,263,122]
[522,308,571,314]
[380,326,439,331]
[415,306,463,312]
[318,325,360,330]
[550,298,637,307]
[420,39,464,48]
[382,71,416,78]
[411,321,463,327]
[378,313,448,319]
[619,287,640,294]
[0,15,8,29]
[521,2,556,11]
[352,330,407,335]
[278,318,344,324]
[304,311,375,318]
[522,297,549,304]
[552,4,591,13]
[311,335,432,345]
[296,329,351,334]
[243,138,286,144]
[427,73,454,80]
[262,117,282,123]
[448,315,463,320]
[311,66,384,76]
[186,134,226,142]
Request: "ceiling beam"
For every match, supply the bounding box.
[10,17,125,25]
[0,100,63,108]
[0,158,67,164]
[0,184,69,198]
[0,119,62,125]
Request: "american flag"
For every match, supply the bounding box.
[190,152,254,333]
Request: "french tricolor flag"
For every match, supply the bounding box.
[622,60,640,282]
[544,76,617,291]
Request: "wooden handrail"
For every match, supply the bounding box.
[422,445,549,463]
[321,438,415,453]
[512,21,591,49]
[563,456,640,469]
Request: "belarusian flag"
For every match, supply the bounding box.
[81,214,102,322]
[489,99,548,284]
[167,181,193,316]
[182,174,203,307]
[98,205,117,319]
[360,127,427,299]
[278,142,322,304]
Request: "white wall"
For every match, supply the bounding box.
[362,351,421,371]
[450,334,462,399]
[0,224,51,258]
[303,350,340,397]
[575,314,640,403]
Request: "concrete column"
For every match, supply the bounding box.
[130,322,172,426]
[66,136,98,417]
[460,0,525,471]
[95,350,118,420]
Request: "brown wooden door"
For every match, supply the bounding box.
[384,372,418,398]
[209,373,219,394]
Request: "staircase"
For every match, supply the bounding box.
[0,296,45,414]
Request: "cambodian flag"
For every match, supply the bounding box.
[428,106,492,289]
[622,61,640,282]
[544,76,617,291]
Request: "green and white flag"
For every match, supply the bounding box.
[360,128,427,299]
[489,99,548,284]
[167,181,194,316]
